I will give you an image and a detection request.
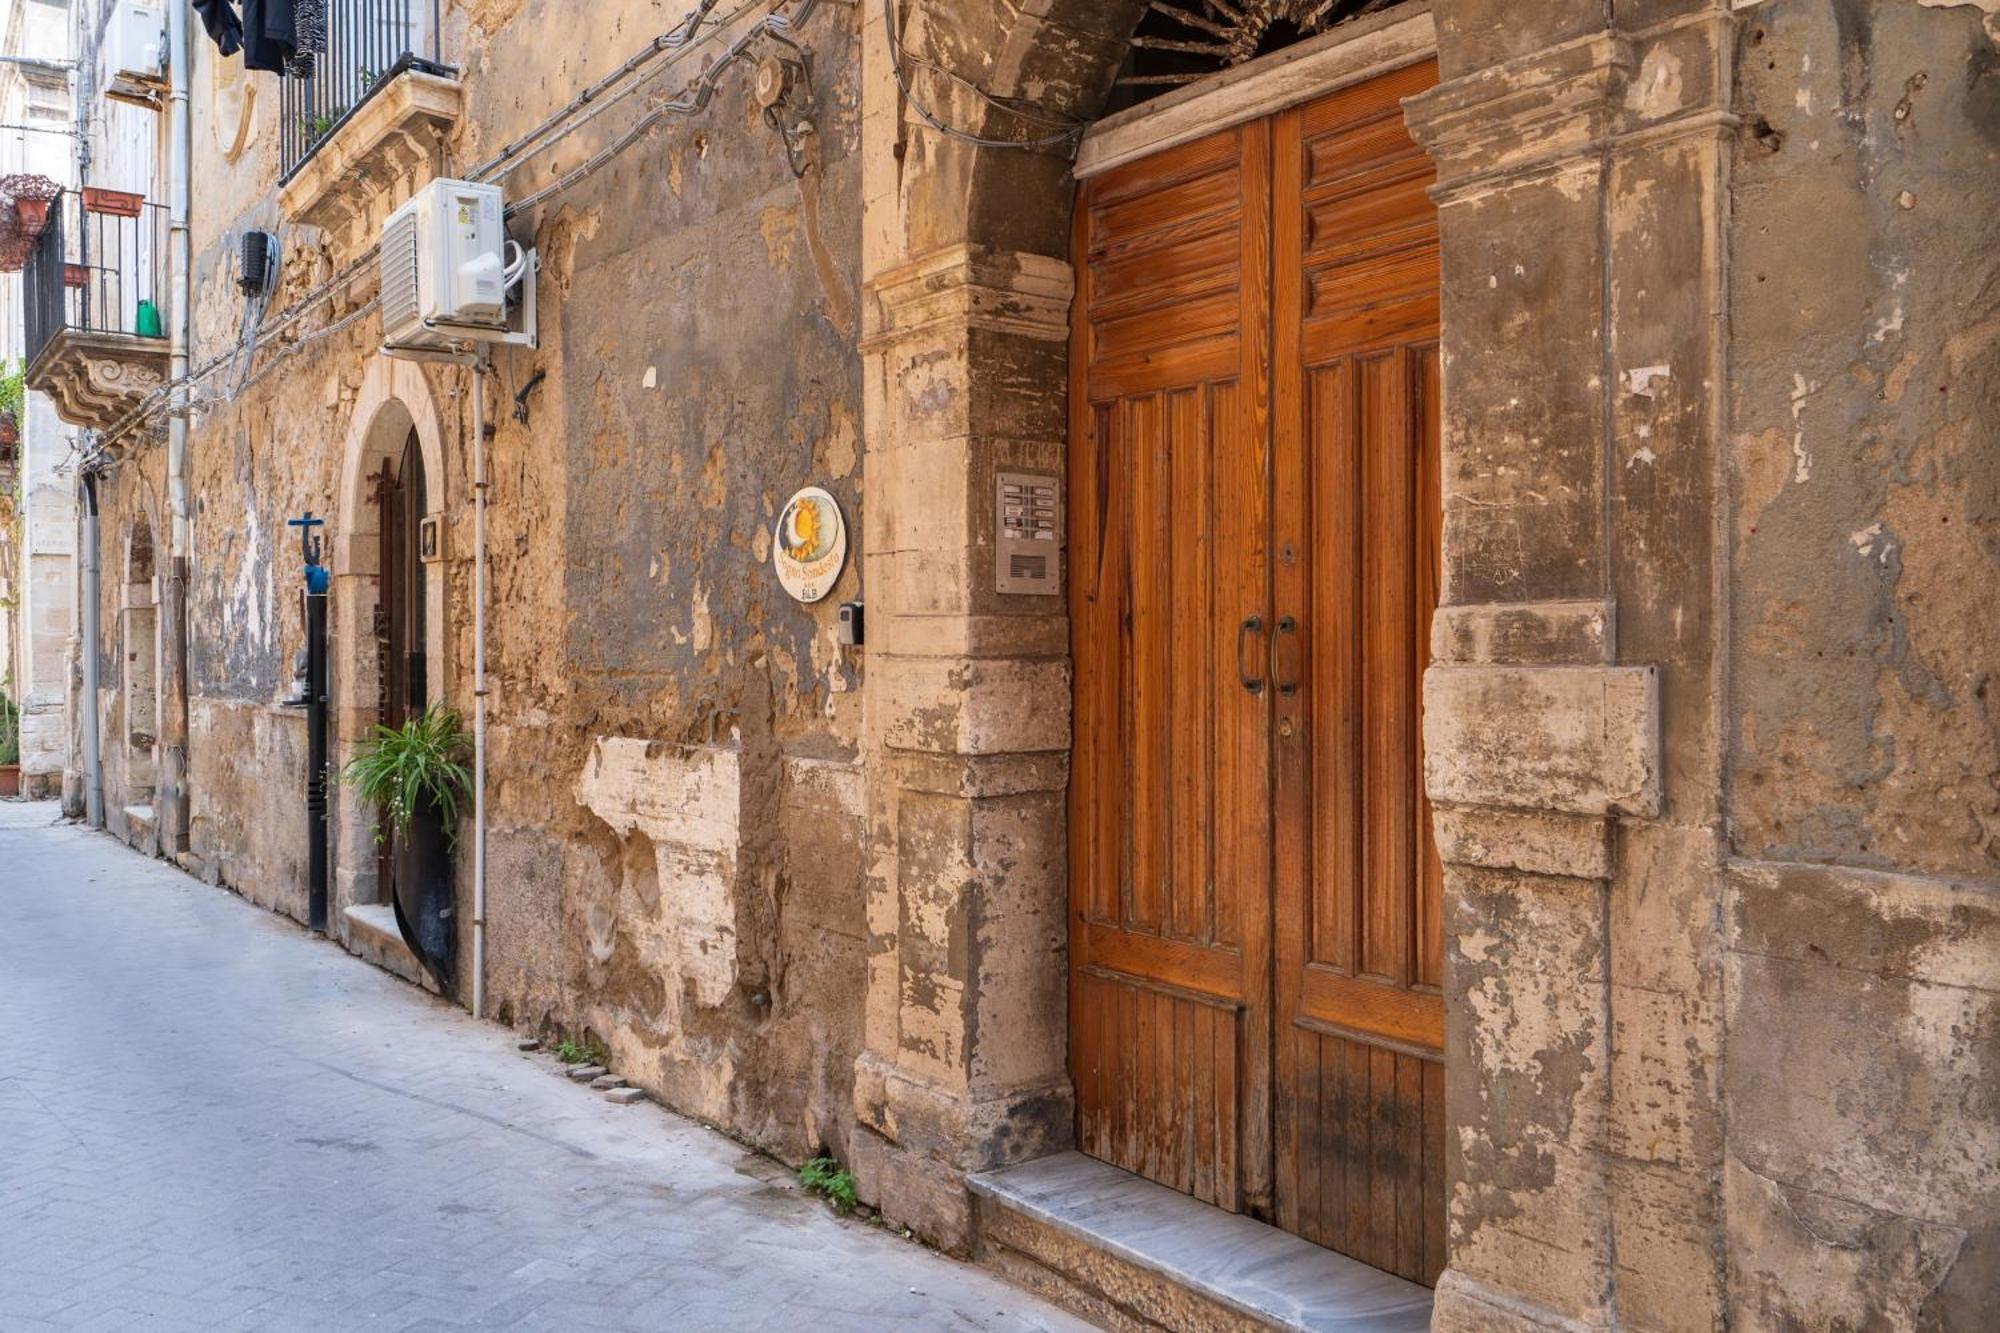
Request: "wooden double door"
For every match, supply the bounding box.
[1068,63,1445,1284]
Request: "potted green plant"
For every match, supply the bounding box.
[0,688,21,798]
[341,704,471,984]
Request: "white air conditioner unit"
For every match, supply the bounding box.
[101,0,168,109]
[379,178,537,362]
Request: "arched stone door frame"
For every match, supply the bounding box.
[855,4,1716,1327]
[330,355,451,923]
[121,493,163,807]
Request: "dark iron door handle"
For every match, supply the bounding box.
[1237,616,1266,695]
[1270,615,1299,697]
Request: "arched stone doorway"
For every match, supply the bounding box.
[122,511,160,814]
[858,2,1722,1328]
[853,0,1446,1255]
[330,356,450,968]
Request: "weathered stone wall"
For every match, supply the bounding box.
[150,0,871,1167]
[66,0,1997,1321]
[1723,3,2000,1326]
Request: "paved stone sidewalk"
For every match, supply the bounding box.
[0,802,1089,1332]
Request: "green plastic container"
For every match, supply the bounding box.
[134,299,162,338]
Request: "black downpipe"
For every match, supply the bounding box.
[287,513,331,933]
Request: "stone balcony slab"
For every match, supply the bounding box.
[25,328,168,435]
[279,66,463,243]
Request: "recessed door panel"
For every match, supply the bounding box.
[1070,61,1442,1283]
[1070,119,1273,1213]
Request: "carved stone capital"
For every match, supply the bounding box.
[1406,10,1739,201]
[861,244,1073,352]
[1403,29,1631,196]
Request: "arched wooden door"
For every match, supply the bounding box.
[1068,61,1444,1284]
[374,430,450,986]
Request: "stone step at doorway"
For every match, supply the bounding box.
[970,1152,1433,1332]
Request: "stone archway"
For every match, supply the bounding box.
[850,0,1151,1252]
[122,509,160,811]
[330,356,450,924]
[854,5,1725,1328]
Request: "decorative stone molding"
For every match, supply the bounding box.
[1434,808,1612,880]
[1405,10,1741,202]
[1432,598,1614,666]
[1402,29,1631,195]
[24,329,169,435]
[1424,664,1662,818]
[861,244,1073,351]
[277,68,463,247]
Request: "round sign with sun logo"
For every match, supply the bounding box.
[773,486,847,604]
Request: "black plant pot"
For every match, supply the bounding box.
[392,794,456,991]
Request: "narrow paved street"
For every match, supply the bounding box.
[0,802,1086,1332]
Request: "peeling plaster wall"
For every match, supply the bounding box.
[122,0,872,1169]
[1725,2,2000,1326]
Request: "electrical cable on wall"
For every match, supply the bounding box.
[879,0,1086,152]
[94,0,839,448]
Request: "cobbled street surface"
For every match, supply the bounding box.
[0,802,1089,1332]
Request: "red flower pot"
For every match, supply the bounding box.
[82,187,144,218]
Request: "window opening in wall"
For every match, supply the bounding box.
[1107,0,1416,114]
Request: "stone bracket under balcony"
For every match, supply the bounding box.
[279,67,464,247]
[26,328,169,436]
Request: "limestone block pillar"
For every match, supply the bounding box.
[850,240,1078,1250]
[849,0,1120,1252]
[1408,3,1735,1326]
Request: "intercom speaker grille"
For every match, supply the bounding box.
[995,470,1063,595]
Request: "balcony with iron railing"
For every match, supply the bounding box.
[22,189,171,435]
[277,0,459,246]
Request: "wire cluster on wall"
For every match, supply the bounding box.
[94,0,1078,450]
[879,0,1086,151]
[90,0,824,449]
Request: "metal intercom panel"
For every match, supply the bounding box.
[995,470,1062,595]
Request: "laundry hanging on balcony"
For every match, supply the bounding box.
[192,0,327,77]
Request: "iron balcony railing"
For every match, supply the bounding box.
[279,0,447,181]
[24,189,171,368]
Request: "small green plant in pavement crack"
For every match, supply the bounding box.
[555,1038,605,1066]
[799,1156,858,1214]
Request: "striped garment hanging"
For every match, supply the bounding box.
[283,0,327,78]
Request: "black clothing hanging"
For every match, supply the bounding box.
[240,0,298,74]
[195,0,318,76]
[193,0,243,57]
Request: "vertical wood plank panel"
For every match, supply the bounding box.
[1192,1002,1217,1204]
[1130,391,1168,935]
[1169,386,1211,942]
[1423,1057,1448,1283]
[1369,1044,1399,1273]
[1310,359,1361,974]
[1216,1006,1240,1211]
[1394,1052,1425,1281]
[1354,1038,1381,1267]
[1360,351,1413,985]
[1294,1028,1321,1240]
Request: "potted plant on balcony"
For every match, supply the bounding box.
[342,704,471,984]
[1,174,61,238]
